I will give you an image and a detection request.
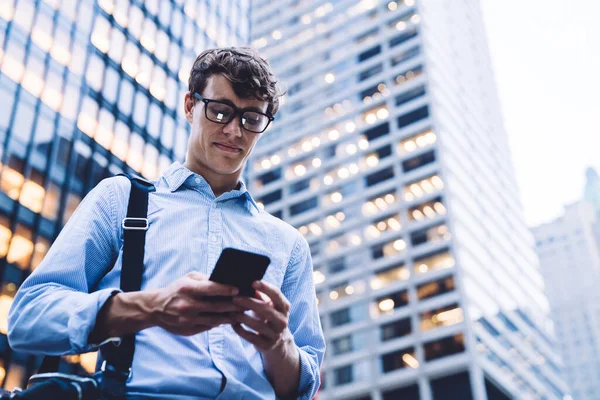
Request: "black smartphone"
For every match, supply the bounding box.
[207,248,271,300]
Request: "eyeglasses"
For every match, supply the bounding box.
[192,92,274,133]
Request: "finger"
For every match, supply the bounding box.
[232,323,273,351]
[180,279,239,298]
[232,297,288,332]
[234,313,279,340]
[253,281,290,315]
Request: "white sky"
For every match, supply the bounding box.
[480,0,600,226]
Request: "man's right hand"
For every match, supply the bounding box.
[152,271,245,336]
[89,271,246,342]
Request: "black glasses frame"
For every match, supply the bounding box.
[192,92,274,133]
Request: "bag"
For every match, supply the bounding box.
[3,174,155,400]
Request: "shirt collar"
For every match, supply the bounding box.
[162,162,260,213]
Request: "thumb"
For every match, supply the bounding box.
[187,271,207,281]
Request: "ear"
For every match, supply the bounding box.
[183,92,194,124]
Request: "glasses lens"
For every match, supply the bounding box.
[206,102,234,123]
[241,111,269,133]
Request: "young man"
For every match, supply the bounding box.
[8,48,325,399]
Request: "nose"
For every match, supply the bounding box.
[222,116,243,138]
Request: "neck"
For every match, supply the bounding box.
[183,160,242,198]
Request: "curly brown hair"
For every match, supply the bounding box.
[188,47,284,116]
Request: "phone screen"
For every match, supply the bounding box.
[208,248,271,298]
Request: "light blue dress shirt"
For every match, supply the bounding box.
[8,162,325,400]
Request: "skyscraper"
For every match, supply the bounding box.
[532,201,600,400]
[0,0,249,389]
[249,0,569,399]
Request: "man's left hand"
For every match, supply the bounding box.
[231,280,294,354]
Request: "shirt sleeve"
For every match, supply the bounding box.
[281,234,326,400]
[8,177,123,355]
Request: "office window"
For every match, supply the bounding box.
[332,335,352,355]
[41,182,61,221]
[109,27,126,63]
[147,102,162,139]
[381,317,412,341]
[391,46,421,67]
[358,45,381,62]
[0,83,16,130]
[414,248,454,274]
[365,167,394,187]
[417,276,455,300]
[161,114,175,150]
[420,304,463,331]
[167,42,182,73]
[290,196,317,216]
[328,257,346,273]
[256,168,281,187]
[103,67,120,105]
[155,30,169,63]
[423,334,465,361]
[376,290,408,314]
[395,85,426,107]
[330,308,351,327]
[133,91,149,128]
[86,54,105,93]
[410,223,450,247]
[431,372,473,400]
[63,192,82,224]
[397,106,429,130]
[11,101,35,144]
[364,122,389,142]
[359,63,383,82]
[382,384,420,400]
[7,224,34,270]
[258,189,282,206]
[14,0,35,34]
[371,263,409,290]
[158,0,172,27]
[334,365,353,386]
[402,150,435,173]
[382,347,417,372]
[290,177,311,195]
[389,29,418,48]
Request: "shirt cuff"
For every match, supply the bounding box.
[296,346,321,400]
[68,288,122,353]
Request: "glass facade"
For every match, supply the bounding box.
[0,0,249,389]
[250,0,570,399]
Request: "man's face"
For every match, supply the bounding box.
[183,74,269,178]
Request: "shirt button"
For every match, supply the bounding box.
[211,235,218,242]
[195,177,201,184]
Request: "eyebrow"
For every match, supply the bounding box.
[212,96,267,114]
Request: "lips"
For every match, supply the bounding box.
[214,142,242,153]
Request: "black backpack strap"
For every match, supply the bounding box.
[38,174,155,377]
[99,173,155,399]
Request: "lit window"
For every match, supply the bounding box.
[382,348,418,372]
[403,174,444,201]
[420,304,464,331]
[0,167,25,201]
[7,225,34,269]
[414,248,455,274]
[417,276,455,300]
[370,264,409,290]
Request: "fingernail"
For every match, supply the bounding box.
[252,281,260,288]
[231,288,239,295]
